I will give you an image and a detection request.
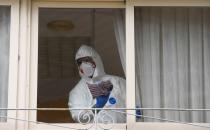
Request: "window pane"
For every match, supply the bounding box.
[0,6,10,122]
[37,8,126,123]
[135,7,210,123]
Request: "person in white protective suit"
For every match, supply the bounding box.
[68,45,126,123]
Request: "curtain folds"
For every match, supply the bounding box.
[0,6,10,122]
[135,7,210,123]
[113,10,142,121]
[113,10,126,75]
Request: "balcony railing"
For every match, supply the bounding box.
[0,108,210,129]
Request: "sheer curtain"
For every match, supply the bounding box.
[113,10,126,74]
[135,7,210,123]
[113,10,142,119]
[0,6,10,122]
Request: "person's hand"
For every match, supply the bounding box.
[91,94,110,113]
[95,94,110,108]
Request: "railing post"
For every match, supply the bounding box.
[95,108,98,130]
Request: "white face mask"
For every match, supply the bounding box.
[80,62,95,77]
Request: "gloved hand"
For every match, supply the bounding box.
[95,93,110,108]
[88,80,113,111]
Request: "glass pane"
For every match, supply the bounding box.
[135,7,210,123]
[0,6,10,122]
[37,8,126,123]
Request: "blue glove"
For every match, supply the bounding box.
[136,106,142,119]
[95,93,110,108]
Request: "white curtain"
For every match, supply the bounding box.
[135,7,210,123]
[0,6,10,122]
[113,10,126,74]
[113,10,142,121]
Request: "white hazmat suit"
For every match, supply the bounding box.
[68,45,126,123]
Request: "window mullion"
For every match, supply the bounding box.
[126,2,136,125]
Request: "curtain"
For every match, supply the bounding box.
[135,7,210,123]
[0,6,10,122]
[113,10,142,121]
[113,10,126,74]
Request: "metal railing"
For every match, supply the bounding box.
[0,108,210,130]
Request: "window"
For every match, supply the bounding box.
[0,1,19,130]
[28,1,210,130]
[33,7,126,124]
[0,5,10,122]
[135,7,210,123]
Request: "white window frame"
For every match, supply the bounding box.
[30,1,127,130]
[0,0,19,130]
[129,0,210,130]
[28,0,210,130]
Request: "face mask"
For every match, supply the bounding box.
[80,62,95,77]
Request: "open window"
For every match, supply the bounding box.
[36,8,125,123]
[30,2,126,129]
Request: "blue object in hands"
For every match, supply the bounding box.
[95,93,110,108]
[136,106,142,119]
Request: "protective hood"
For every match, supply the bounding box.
[75,45,106,78]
